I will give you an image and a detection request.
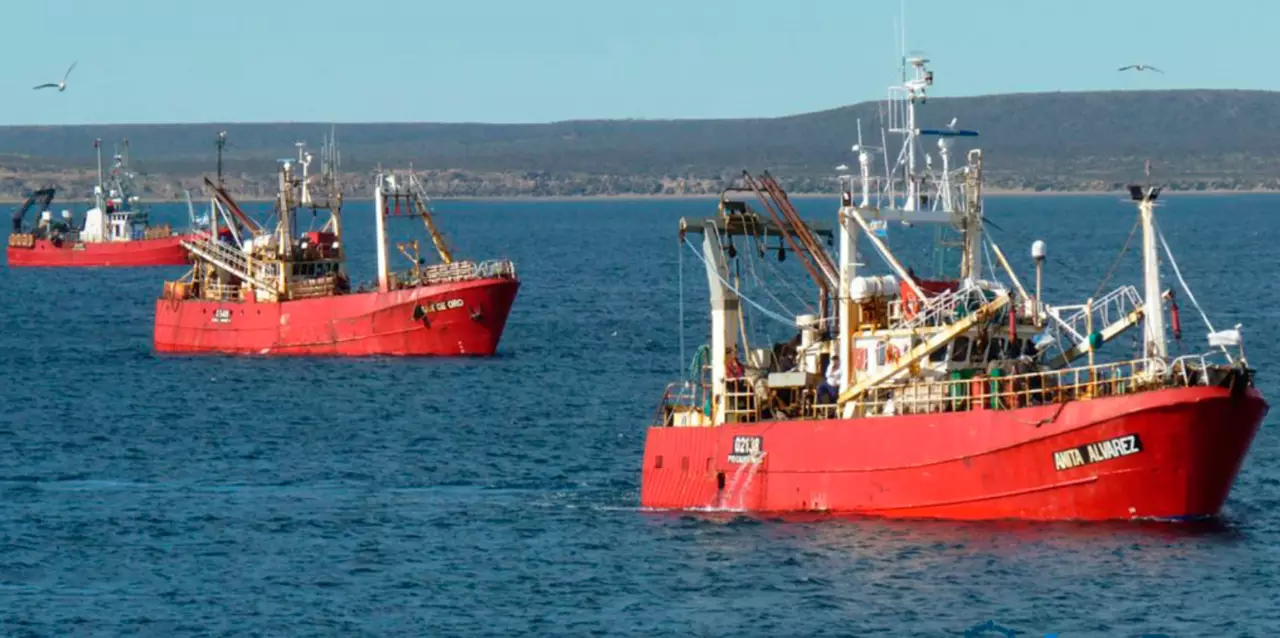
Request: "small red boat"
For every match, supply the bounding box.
[154,136,518,356]
[642,57,1266,521]
[7,141,192,268]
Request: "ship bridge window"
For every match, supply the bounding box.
[929,345,948,363]
[986,339,1007,362]
[949,337,970,363]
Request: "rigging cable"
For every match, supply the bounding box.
[1091,211,1141,301]
[1154,220,1228,355]
[683,235,797,327]
[743,214,817,313]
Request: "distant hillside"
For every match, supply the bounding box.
[2,89,1279,200]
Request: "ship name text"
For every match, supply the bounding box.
[1053,434,1143,471]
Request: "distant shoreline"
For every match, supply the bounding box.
[4,188,1279,206]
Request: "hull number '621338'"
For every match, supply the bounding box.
[728,435,763,464]
[1053,434,1143,471]
[212,309,231,324]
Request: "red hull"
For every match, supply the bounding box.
[7,235,191,267]
[154,277,519,356]
[641,386,1267,521]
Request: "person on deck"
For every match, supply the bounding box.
[726,347,744,379]
[817,355,841,404]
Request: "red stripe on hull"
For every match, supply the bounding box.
[641,386,1267,521]
[154,278,519,356]
[7,235,191,267]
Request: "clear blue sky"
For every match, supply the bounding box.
[2,0,1265,125]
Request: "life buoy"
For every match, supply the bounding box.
[886,344,901,364]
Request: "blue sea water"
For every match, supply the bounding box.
[1,194,1278,637]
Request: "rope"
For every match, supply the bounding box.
[744,240,810,319]
[733,229,791,320]
[688,344,710,379]
[1154,221,1224,353]
[744,215,815,313]
[1091,211,1141,301]
[683,235,796,327]
[982,238,997,282]
[1010,398,1070,428]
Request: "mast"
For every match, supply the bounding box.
[961,149,983,280]
[321,129,344,266]
[94,138,103,210]
[277,160,294,264]
[837,126,875,390]
[297,142,312,206]
[701,221,741,425]
[215,131,227,188]
[374,172,390,293]
[1130,181,1166,360]
[892,56,933,212]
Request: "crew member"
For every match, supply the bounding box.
[726,347,744,379]
[817,355,842,404]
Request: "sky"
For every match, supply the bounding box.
[1,0,1269,125]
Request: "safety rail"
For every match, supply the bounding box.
[653,356,1212,426]
[143,224,174,240]
[1170,351,1235,387]
[850,357,1175,417]
[1049,285,1142,344]
[393,258,517,289]
[653,381,707,427]
[723,379,760,424]
[182,232,278,293]
[288,274,340,300]
[19,230,85,247]
[896,286,994,330]
[201,282,245,301]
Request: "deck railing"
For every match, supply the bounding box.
[654,355,1215,427]
[848,357,1174,417]
[201,282,244,301]
[393,258,518,288]
[1048,285,1143,345]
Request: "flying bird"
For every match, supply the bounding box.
[1118,64,1163,74]
[33,62,77,91]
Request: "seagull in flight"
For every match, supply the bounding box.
[33,62,77,91]
[1118,64,1163,74]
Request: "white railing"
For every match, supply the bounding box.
[1170,351,1236,387]
[1049,285,1142,344]
[182,232,278,293]
[897,286,992,330]
[202,282,244,301]
[396,258,517,288]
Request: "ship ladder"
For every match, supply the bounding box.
[181,234,276,296]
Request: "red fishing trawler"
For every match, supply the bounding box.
[642,57,1266,521]
[153,136,519,356]
[7,140,193,267]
